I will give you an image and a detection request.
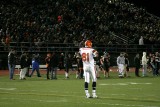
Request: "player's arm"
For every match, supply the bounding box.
[117,57,120,65]
[92,50,98,57]
[100,56,104,65]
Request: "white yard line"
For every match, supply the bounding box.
[0,88,16,90]
[1,97,67,103]
[99,82,152,86]
[1,97,159,107]
[84,101,159,107]
[1,94,159,107]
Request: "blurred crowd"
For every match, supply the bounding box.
[0,0,160,51]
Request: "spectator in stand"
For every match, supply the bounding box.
[0,0,160,50]
[5,35,11,50]
[1,36,6,50]
[139,36,144,45]
[138,36,144,52]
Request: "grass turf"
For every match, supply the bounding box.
[0,71,160,107]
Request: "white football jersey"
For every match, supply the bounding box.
[79,47,97,66]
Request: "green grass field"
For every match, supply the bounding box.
[0,71,160,107]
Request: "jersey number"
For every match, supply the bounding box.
[82,53,89,62]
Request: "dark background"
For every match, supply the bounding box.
[1,0,159,17]
[125,0,159,17]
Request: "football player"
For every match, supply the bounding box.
[79,40,98,98]
[74,52,84,79]
[101,52,110,78]
[94,52,101,78]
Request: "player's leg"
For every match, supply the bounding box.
[84,67,91,98]
[102,65,106,78]
[125,66,129,77]
[65,66,69,79]
[50,67,53,79]
[80,69,84,79]
[46,67,50,79]
[106,67,109,78]
[90,66,98,98]
[21,68,27,79]
[118,64,124,78]
[76,70,79,78]
[36,67,41,77]
[53,67,57,79]
[142,64,147,77]
[95,65,100,78]
[19,69,23,79]
[29,67,35,77]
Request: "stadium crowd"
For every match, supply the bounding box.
[0,0,160,78]
[0,0,160,51]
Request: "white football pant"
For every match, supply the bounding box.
[83,65,97,83]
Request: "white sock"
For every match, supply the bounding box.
[92,90,96,95]
[85,90,89,94]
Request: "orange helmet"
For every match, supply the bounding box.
[85,40,92,48]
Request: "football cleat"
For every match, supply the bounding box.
[86,93,92,98]
[92,94,98,98]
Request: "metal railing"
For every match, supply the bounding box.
[0,42,159,53]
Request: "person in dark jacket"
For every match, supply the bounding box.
[59,53,64,70]
[50,52,59,80]
[25,52,32,77]
[134,53,141,77]
[64,53,73,79]
[8,49,16,80]
[76,56,84,79]
[45,53,51,79]
[101,52,110,78]
[155,52,160,76]
[150,54,156,76]
[19,52,28,80]
[124,53,130,77]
